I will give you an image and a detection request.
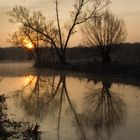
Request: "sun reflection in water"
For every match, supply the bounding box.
[23,75,35,96]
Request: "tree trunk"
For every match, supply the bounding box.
[59,52,67,65]
[34,48,43,67]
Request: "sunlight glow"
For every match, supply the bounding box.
[23,75,35,96]
[24,75,34,86]
[24,39,34,49]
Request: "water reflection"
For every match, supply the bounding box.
[11,74,127,140]
[13,75,57,120]
[13,74,86,140]
[0,76,4,82]
[84,77,127,140]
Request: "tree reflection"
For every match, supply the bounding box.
[12,74,128,140]
[13,74,86,140]
[0,76,4,82]
[13,75,59,120]
[55,75,86,140]
[84,77,127,140]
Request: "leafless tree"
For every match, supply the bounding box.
[8,9,57,65]
[82,10,126,63]
[8,0,110,64]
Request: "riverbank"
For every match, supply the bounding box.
[0,62,140,91]
[0,61,140,78]
[34,61,140,78]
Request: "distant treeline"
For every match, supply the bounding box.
[0,43,140,64]
[0,47,30,61]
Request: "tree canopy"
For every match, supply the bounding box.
[8,0,110,64]
[81,10,126,63]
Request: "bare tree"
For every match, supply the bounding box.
[8,9,57,65]
[82,10,126,63]
[53,0,110,64]
[10,28,42,63]
[8,0,110,65]
[10,27,52,65]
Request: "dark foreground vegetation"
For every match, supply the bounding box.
[0,94,40,140]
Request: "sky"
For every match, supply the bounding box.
[0,0,140,47]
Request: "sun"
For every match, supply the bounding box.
[26,42,34,49]
[24,39,34,49]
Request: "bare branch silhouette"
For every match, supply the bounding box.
[82,10,127,63]
[8,0,110,64]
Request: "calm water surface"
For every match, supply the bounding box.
[0,63,140,140]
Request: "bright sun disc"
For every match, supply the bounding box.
[26,42,33,49]
[24,39,34,49]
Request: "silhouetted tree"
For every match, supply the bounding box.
[8,9,55,66]
[82,11,126,63]
[8,0,110,64]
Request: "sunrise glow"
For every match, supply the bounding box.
[23,75,34,86]
[24,39,34,49]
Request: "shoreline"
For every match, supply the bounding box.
[0,61,140,78]
[34,62,140,78]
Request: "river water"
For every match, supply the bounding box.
[0,63,140,140]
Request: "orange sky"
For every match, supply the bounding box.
[0,0,140,47]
